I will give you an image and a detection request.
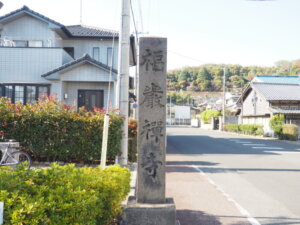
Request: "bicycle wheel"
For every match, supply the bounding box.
[4,151,32,169]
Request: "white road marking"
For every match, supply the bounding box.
[192,165,261,225]
[243,144,265,146]
[235,142,253,144]
[252,147,284,150]
[265,151,300,154]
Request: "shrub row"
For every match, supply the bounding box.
[0,164,130,225]
[280,124,299,141]
[225,124,264,136]
[0,97,137,162]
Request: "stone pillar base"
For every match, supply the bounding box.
[122,196,177,225]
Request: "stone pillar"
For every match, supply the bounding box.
[123,37,177,225]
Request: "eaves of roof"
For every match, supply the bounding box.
[0,5,64,27]
[41,54,118,77]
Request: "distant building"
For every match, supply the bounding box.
[237,82,300,136]
[253,75,300,84]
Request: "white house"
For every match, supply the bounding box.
[0,6,135,111]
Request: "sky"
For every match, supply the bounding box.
[1,0,300,70]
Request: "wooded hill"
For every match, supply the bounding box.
[167,60,300,92]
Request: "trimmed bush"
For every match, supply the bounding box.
[225,124,264,136]
[281,124,299,141]
[0,97,137,162]
[0,164,130,225]
[201,110,221,124]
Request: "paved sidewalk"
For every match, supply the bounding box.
[126,161,251,225]
[166,154,251,225]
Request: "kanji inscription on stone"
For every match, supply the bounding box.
[137,37,167,204]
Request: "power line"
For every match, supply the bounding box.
[137,0,144,32]
[130,0,138,40]
[168,50,209,64]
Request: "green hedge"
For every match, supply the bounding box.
[201,109,221,124]
[0,164,130,225]
[0,97,126,162]
[225,124,264,136]
[281,124,299,141]
[269,114,284,136]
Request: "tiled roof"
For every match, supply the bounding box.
[65,25,118,38]
[41,54,117,77]
[269,107,300,114]
[252,82,300,101]
[0,5,64,27]
[254,75,300,84]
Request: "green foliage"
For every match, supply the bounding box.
[281,124,299,141]
[0,164,130,225]
[269,114,284,136]
[166,62,300,92]
[167,90,192,105]
[225,124,264,136]
[0,97,125,162]
[201,110,221,124]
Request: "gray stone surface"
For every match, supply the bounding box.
[137,37,168,204]
[123,197,176,225]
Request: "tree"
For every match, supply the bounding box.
[269,114,284,136]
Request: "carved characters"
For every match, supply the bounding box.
[141,120,164,144]
[140,83,164,108]
[140,49,165,72]
[141,152,162,182]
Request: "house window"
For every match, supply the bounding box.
[4,85,13,99]
[26,86,36,104]
[38,86,49,99]
[107,47,114,67]
[0,84,50,104]
[28,40,43,47]
[14,40,43,47]
[14,40,27,47]
[14,86,24,104]
[93,47,100,61]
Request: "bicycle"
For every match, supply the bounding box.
[0,139,32,169]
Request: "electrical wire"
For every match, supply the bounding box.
[168,50,209,64]
[137,0,144,33]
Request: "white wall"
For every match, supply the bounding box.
[59,63,117,82]
[59,39,118,68]
[242,90,270,116]
[0,15,58,46]
[0,47,65,83]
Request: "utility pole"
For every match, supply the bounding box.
[222,67,226,130]
[116,0,130,166]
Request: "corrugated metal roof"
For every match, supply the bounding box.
[41,54,117,77]
[252,82,300,101]
[65,25,118,38]
[255,75,300,84]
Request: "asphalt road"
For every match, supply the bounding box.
[166,126,300,225]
